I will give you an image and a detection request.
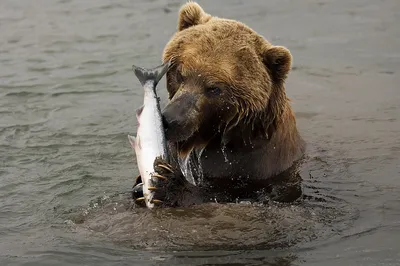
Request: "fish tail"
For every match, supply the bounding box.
[132,61,171,87]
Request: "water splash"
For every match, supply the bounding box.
[177,147,206,186]
[178,153,196,186]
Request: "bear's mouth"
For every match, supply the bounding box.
[176,134,198,158]
[162,111,199,144]
[164,127,194,143]
[173,131,211,160]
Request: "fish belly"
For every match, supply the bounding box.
[135,106,165,208]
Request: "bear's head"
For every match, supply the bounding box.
[162,2,293,157]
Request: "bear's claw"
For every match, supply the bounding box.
[157,163,173,173]
[132,158,180,208]
[151,173,168,181]
[151,199,163,204]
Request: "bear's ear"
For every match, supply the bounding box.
[178,2,211,31]
[262,46,292,82]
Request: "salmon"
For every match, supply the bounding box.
[128,62,170,209]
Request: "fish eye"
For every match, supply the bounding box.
[206,87,221,96]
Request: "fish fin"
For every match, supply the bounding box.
[128,134,136,148]
[128,134,141,149]
[131,60,171,87]
[136,105,144,120]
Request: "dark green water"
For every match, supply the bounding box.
[1,0,399,265]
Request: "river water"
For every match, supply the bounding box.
[1,0,399,265]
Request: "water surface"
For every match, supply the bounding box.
[1,0,399,265]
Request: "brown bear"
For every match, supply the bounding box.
[132,2,306,207]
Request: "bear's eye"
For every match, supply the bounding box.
[206,87,221,96]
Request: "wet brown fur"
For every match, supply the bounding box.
[158,2,305,205]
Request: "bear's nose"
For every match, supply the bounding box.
[162,94,197,127]
[162,107,189,142]
[162,93,198,142]
[162,103,185,131]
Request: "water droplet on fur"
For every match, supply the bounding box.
[194,147,205,182]
[221,145,229,163]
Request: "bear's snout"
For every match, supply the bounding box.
[162,93,200,142]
